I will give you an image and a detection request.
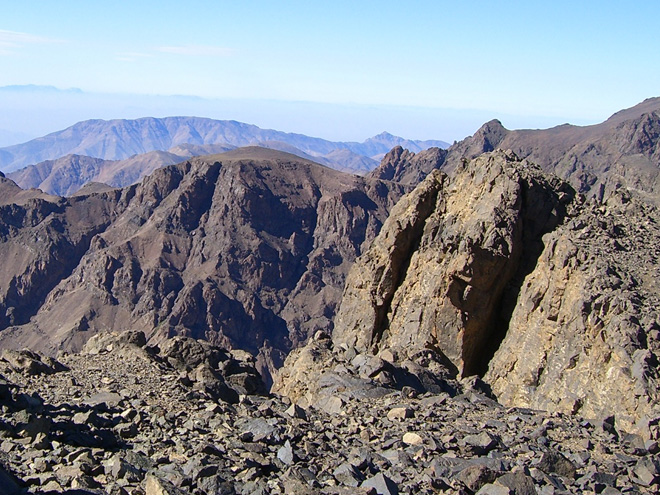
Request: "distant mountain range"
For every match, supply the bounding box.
[0,116,448,187]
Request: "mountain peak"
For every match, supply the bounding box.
[371,131,396,139]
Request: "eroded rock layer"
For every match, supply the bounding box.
[0,148,409,384]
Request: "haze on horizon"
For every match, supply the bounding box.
[0,1,658,146]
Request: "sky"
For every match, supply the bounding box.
[0,1,658,144]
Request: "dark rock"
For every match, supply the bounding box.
[456,464,499,492]
[285,403,307,420]
[462,432,498,455]
[160,337,229,371]
[0,465,22,495]
[495,472,537,495]
[1,349,65,375]
[118,330,147,347]
[333,462,365,487]
[105,454,143,483]
[361,472,399,495]
[536,450,577,479]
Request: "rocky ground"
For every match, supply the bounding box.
[0,332,658,495]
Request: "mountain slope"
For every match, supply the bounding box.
[461,97,660,202]
[0,148,409,383]
[8,144,237,196]
[0,116,449,173]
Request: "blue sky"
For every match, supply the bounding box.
[0,1,658,143]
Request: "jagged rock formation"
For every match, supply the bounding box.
[1,333,658,494]
[334,150,573,376]
[277,148,660,440]
[0,148,408,384]
[367,146,448,185]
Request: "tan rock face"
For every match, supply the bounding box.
[485,193,660,435]
[323,148,660,435]
[333,150,573,376]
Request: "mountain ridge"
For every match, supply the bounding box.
[0,116,448,174]
[0,147,410,384]
[369,96,660,204]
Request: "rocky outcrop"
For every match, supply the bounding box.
[272,330,461,410]
[278,147,660,440]
[333,150,573,377]
[367,146,448,185]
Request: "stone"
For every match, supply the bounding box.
[361,472,399,495]
[645,440,660,454]
[333,462,365,487]
[314,396,344,415]
[402,432,423,446]
[387,407,413,421]
[84,391,123,408]
[462,432,498,455]
[457,464,499,492]
[495,472,538,495]
[145,474,188,495]
[632,458,659,486]
[477,484,511,495]
[285,403,308,420]
[105,455,143,483]
[1,349,64,376]
[277,440,295,465]
[536,450,577,479]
